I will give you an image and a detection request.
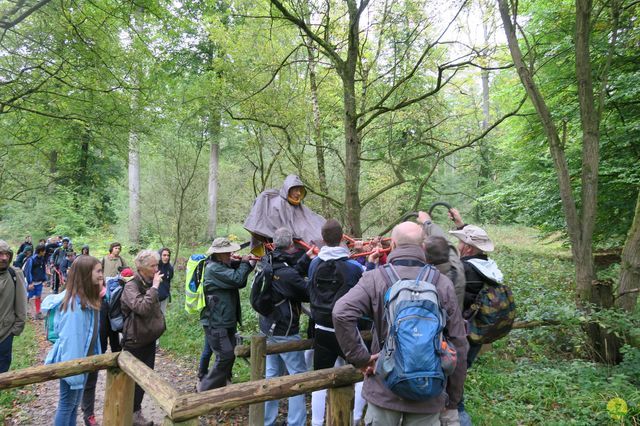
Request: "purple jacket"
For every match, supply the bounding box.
[332,244,468,413]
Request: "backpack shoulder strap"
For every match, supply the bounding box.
[418,265,440,285]
[7,268,17,288]
[380,264,400,287]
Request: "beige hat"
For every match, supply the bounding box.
[449,225,495,252]
[206,237,241,255]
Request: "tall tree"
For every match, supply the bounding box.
[497,0,629,362]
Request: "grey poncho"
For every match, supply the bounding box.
[243,175,326,247]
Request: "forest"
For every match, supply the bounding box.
[0,0,639,424]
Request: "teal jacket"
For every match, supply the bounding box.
[43,292,100,390]
[200,260,252,329]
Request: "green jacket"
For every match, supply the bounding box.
[200,260,252,329]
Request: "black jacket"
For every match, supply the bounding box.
[461,253,489,311]
[259,249,311,336]
[158,261,174,302]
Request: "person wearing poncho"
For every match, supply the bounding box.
[244,175,326,253]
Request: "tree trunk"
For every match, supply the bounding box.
[341,0,363,237]
[307,43,330,218]
[79,128,90,190]
[128,130,140,244]
[128,7,144,245]
[498,0,620,363]
[49,150,57,174]
[207,110,221,241]
[617,191,640,312]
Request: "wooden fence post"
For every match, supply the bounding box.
[103,367,135,425]
[327,385,354,426]
[248,335,267,426]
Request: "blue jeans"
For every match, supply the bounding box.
[0,334,14,373]
[264,334,307,426]
[55,379,84,426]
[199,338,214,379]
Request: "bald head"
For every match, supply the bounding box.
[391,222,425,247]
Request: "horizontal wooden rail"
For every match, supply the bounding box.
[171,365,363,422]
[512,319,562,329]
[117,351,178,416]
[235,330,373,358]
[0,352,119,390]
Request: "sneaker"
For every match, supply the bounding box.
[132,410,153,426]
[196,380,203,393]
[459,409,473,426]
[84,415,98,426]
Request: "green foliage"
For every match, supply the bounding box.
[478,0,640,247]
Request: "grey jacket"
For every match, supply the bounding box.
[0,268,27,342]
[0,240,28,342]
[332,245,468,413]
[423,221,466,309]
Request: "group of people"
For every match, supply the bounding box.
[0,239,174,426]
[192,175,504,426]
[11,235,91,320]
[0,174,505,426]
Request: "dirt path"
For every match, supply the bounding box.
[9,286,249,426]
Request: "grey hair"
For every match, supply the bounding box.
[134,249,160,269]
[273,227,293,249]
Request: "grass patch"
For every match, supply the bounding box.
[0,321,39,422]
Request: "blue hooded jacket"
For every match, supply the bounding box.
[42,292,101,390]
[24,254,47,284]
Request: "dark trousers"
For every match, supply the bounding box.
[81,302,122,418]
[52,268,62,294]
[313,328,345,370]
[199,327,236,391]
[123,342,156,412]
[458,341,483,413]
[0,334,14,373]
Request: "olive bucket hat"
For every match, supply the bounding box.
[206,237,241,256]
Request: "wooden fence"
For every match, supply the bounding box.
[0,319,553,425]
[0,336,363,425]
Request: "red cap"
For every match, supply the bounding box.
[120,268,134,278]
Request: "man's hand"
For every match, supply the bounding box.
[306,246,317,259]
[152,272,163,289]
[417,211,432,225]
[241,255,251,263]
[448,208,464,227]
[367,248,383,264]
[28,283,34,291]
[360,353,379,376]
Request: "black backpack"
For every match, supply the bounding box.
[250,255,290,317]
[310,258,350,328]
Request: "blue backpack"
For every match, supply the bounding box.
[376,264,450,401]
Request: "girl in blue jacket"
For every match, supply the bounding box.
[42,255,103,426]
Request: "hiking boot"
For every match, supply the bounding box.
[132,410,153,426]
[84,414,98,426]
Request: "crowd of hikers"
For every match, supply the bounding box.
[0,174,516,426]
